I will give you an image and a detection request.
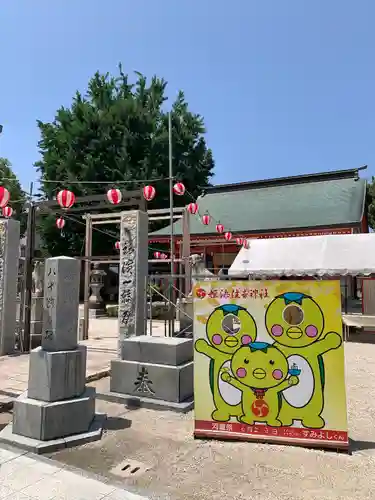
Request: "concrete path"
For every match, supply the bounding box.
[0,318,169,405]
[0,444,147,499]
[48,339,375,500]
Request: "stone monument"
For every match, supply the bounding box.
[0,219,20,355]
[0,256,105,454]
[88,263,107,318]
[118,210,149,355]
[107,210,194,412]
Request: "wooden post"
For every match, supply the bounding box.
[22,200,36,352]
[182,208,191,296]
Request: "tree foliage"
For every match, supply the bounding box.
[0,158,27,235]
[35,65,215,256]
[367,180,375,230]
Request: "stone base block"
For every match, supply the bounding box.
[120,336,193,366]
[98,390,193,413]
[13,387,95,441]
[110,359,193,403]
[28,346,87,402]
[0,413,106,454]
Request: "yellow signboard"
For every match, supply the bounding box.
[193,280,348,449]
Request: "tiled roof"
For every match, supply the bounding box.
[150,168,367,238]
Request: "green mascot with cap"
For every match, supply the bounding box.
[195,304,257,422]
[265,292,342,429]
[221,342,300,426]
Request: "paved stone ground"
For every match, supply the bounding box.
[0,317,169,404]
[44,337,375,500]
[0,444,148,499]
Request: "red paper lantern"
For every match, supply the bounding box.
[56,189,75,209]
[154,251,161,259]
[187,202,198,215]
[143,185,156,201]
[56,217,65,229]
[115,241,120,250]
[2,206,12,218]
[243,239,250,249]
[224,231,232,241]
[0,187,10,208]
[216,223,224,234]
[107,188,122,205]
[201,214,211,225]
[236,237,243,246]
[173,182,185,196]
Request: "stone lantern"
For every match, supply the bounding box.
[88,263,107,318]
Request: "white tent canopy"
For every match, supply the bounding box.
[228,233,375,278]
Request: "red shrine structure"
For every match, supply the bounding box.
[149,167,368,273]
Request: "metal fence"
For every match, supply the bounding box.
[146,273,235,338]
[147,273,192,338]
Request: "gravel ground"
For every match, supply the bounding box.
[48,338,375,500]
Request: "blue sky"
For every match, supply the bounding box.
[0,0,374,192]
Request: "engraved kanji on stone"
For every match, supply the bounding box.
[133,367,155,395]
[118,211,148,355]
[47,267,56,277]
[43,329,53,340]
[46,297,55,309]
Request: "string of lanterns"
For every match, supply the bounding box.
[0,187,10,209]
[54,181,251,253]
[183,186,250,250]
[2,206,12,218]
[0,187,13,218]
[153,252,169,260]
[0,180,250,252]
[148,181,251,259]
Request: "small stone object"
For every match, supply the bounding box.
[42,256,80,351]
[88,263,107,318]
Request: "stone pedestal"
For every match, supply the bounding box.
[0,256,105,454]
[13,387,96,441]
[0,219,20,355]
[28,345,87,402]
[106,336,194,412]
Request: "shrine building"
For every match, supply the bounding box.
[149,167,368,274]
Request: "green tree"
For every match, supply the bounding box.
[367,180,375,230]
[35,65,214,256]
[0,158,27,234]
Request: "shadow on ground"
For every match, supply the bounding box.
[0,412,12,431]
[347,332,375,344]
[105,416,132,431]
[349,438,375,452]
